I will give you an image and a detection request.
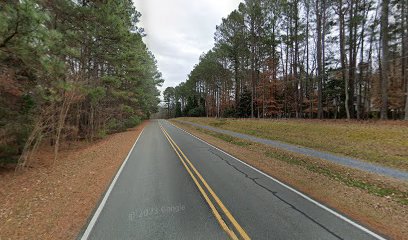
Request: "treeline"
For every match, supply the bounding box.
[164,0,408,120]
[0,0,162,168]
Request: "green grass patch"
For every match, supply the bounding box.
[208,119,227,128]
[196,127,251,147]
[267,149,408,205]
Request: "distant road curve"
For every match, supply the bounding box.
[175,119,408,181]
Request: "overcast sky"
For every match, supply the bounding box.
[132,0,242,97]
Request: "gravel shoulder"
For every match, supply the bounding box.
[0,121,148,240]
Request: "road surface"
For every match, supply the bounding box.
[79,120,385,240]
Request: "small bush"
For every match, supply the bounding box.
[124,116,141,128]
[107,118,125,133]
[107,116,142,133]
[222,107,237,118]
[97,129,107,139]
[188,106,205,117]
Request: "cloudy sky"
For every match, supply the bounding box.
[132,0,242,97]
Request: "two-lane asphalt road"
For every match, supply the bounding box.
[79,120,385,240]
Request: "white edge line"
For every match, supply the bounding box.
[166,120,387,240]
[80,128,145,240]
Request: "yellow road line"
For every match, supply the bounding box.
[159,123,250,240]
[159,124,238,240]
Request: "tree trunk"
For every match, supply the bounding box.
[338,0,350,119]
[316,0,323,119]
[357,0,368,119]
[284,26,289,118]
[305,0,311,119]
[294,0,300,118]
[403,0,408,120]
[348,0,356,119]
[380,0,389,119]
[250,25,256,118]
[367,5,379,118]
[234,55,240,109]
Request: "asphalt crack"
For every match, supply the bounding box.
[207,148,343,240]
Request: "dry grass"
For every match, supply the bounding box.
[172,120,408,240]
[177,117,408,171]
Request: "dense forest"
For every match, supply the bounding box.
[164,0,408,120]
[0,0,162,168]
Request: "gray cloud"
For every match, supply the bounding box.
[132,0,242,97]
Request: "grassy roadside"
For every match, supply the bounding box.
[171,120,408,239]
[177,117,408,171]
[194,126,408,205]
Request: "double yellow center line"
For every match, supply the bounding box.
[159,122,250,240]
